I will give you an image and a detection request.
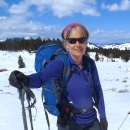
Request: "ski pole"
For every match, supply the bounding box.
[22,83,36,130]
[118,111,130,130]
[18,82,36,130]
[26,92,34,130]
[19,88,28,130]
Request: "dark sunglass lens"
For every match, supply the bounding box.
[68,38,76,44]
[78,37,86,43]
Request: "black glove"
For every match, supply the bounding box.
[9,70,29,89]
[100,118,108,130]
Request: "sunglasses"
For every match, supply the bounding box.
[66,37,87,44]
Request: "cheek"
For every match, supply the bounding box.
[82,43,87,49]
[82,44,87,53]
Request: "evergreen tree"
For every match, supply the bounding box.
[85,47,90,57]
[109,53,114,61]
[18,55,26,68]
[122,53,129,62]
[95,53,100,61]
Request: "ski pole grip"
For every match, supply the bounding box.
[18,88,25,101]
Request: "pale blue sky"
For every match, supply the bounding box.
[0,0,130,44]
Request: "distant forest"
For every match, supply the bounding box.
[0,37,130,62]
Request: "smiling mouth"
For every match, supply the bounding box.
[74,49,82,52]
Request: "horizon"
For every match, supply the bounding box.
[0,0,130,44]
[1,37,130,47]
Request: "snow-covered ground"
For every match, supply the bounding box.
[0,50,130,130]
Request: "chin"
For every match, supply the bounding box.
[74,53,84,57]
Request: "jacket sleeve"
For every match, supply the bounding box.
[27,57,64,88]
[91,59,106,118]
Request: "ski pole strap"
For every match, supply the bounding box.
[22,83,36,109]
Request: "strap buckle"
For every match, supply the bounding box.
[81,109,87,113]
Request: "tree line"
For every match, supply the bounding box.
[0,37,130,62]
[87,46,130,62]
[0,37,61,52]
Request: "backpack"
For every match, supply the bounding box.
[35,42,72,116]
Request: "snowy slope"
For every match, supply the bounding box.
[0,50,130,130]
[87,42,99,49]
[87,42,130,50]
[103,42,130,50]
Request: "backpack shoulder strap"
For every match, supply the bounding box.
[57,53,72,88]
[85,56,98,108]
[86,57,92,76]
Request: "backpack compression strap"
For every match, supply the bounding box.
[41,88,50,130]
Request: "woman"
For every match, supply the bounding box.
[9,23,108,130]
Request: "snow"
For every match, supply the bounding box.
[103,42,130,50]
[0,50,130,130]
[88,42,99,49]
[88,42,130,50]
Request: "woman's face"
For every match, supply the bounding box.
[66,27,87,60]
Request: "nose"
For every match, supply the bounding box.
[75,40,80,46]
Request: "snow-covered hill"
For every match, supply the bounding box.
[87,42,130,50]
[87,42,99,49]
[103,42,130,50]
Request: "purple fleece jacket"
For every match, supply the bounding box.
[28,52,106,124]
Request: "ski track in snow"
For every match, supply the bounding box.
[0,51,130,130]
